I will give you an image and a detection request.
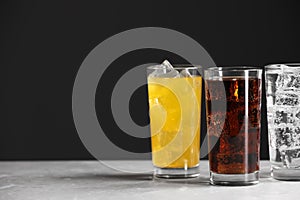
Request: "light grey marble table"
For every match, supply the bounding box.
[0,161,299,200]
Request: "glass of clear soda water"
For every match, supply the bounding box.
[265,64,300,180]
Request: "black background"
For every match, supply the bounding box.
[1,0,300,160]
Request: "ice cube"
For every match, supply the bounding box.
[148,60,180,78]
[275,73,284,89]
[277,127,295,148]
[179,69,192,77]
[296,111,300,119]
[274,110,295,125]
[162,60,174,69]
[294,75,300,88]
[284,74,295,88]
[276,71,300,90]
[280,148,300,168]
[281,150,292,167]
[274,111,287,124]
[162,69,180,78]
[275,92,299,106]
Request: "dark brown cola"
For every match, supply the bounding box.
[206,77,261,174]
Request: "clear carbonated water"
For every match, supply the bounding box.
[266,70,300,170]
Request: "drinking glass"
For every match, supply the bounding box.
[265,64,300,180]
[204,67,262,185]
[147,65,202,178]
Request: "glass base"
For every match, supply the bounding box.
[154,166,200,179]
[210,171,259,186]
[271,167,300,181]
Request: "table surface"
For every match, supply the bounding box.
[0,160,299,200]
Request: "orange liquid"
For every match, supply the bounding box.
[148,76,202,168]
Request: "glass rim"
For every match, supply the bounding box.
[265,63,300,69]
[204,66,262,72]
[147,64,202,70]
